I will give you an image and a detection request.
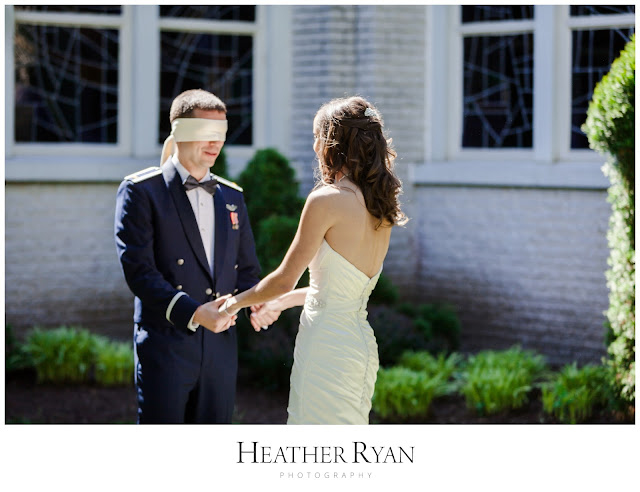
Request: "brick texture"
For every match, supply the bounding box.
[411,186,610,364]
[5,184,133,339]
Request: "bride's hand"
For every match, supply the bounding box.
[249,301,282,332]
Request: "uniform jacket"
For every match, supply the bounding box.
[114,158,261,332]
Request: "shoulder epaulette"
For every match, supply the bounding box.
[124,167,162,183]
[213,174,243,192]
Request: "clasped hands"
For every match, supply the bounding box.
[193,295,281,333]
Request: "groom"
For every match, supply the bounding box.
[115,89,273,423]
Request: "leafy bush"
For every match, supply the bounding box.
[237,307,301,391]
[255,215,300,275]
[94,338,134,386]
[369,273,399,305]
[372,366,450,419]
[459,346,548,415]
[369,306,432,367]
[21,326,132,385]
[23,327,98,384]
[396,302,461,353]
[542,363,612,424]
[237,148,305,228]
[582,35,635,409]
[397,351,464,383]
[5,324,32,372]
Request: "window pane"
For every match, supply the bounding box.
[14,5,121,14]
[14,25,119,143]
[462,6,534,23]
[159,5,255,21]
[462,34,534,148]
[571,28,634,149]
[570,5,635,16]
[159,32,253,146]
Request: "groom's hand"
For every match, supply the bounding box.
[194,296,237,333]
[249,303,282,332]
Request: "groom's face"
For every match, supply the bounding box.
[176,109,226,173]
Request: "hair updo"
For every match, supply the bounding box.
[313,96,408,228]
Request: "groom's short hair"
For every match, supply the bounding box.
[169,89,227,123]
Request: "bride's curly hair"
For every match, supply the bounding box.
[313,96,408,228]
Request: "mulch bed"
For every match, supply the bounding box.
[4,370,632,425]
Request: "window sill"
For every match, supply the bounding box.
[4,146,256,183]
[409,159,609,190]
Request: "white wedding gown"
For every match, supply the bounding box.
[287,238,381,424]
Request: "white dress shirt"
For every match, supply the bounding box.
[166,156,216,331]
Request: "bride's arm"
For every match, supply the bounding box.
[248,287,309,331]
[220,190,335,315]
[262,287,309,312]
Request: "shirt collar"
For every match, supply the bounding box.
[172,155,211,184]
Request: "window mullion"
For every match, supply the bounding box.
[131,5,160,158]
[533,5,558,163]
[5,5,15,157]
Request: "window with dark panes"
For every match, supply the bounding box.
[158,5,255,146]
[570,5,635,149]
[461,6,534,148]
[13,6,121,143]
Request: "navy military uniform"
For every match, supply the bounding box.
[114,158,261,423]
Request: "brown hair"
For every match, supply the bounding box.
[169,89,227,123]
[313,96,408,228]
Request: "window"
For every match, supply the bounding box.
[569,6,635,149]
[448,5,634,157]
[460,6,535,149]
[8,5,258,158]
[13,6,123,146]
[158,6,256,146]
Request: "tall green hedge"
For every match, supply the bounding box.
[582,35,635,409]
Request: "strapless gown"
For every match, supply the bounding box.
[287,239,381,424]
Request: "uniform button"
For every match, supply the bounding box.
[234,264,238,269]
[216,292,221,298]
[177,259,184,266]
[176,285,183,290]
[205,288,213,295]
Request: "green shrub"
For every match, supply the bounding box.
[21,326,132,385]
[395,302,461,353]
[94,338,134,386]
[582,35,635,409]
[397,351,463,383]
[372,367,450,419]
[255,215,300,275]
[459,346,547,415]
[368,306,432,367]
[542,363,612,424]
[5,324,32,373]
[23,326,98,384]
[236,148,305,228]
[369,273,399,305]
[237,307,301,391]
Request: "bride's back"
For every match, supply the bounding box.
[322,183,391,279]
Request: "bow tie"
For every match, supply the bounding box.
[183,175,218,195]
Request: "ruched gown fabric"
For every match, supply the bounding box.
[287,239,381,424]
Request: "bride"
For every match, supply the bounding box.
[219,96,407,424]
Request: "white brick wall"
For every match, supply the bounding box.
[5,184,133,339]
[412,186,610,364]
